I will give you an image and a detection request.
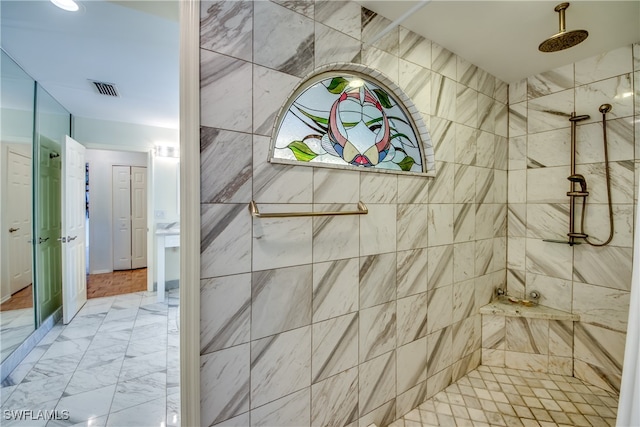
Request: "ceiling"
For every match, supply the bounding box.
[1,0,179,130]
[358,0,640,83]
[1,1,638,133]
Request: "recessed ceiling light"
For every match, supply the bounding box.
[51,0,79,12]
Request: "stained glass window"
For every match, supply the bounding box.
[270,66,434,176]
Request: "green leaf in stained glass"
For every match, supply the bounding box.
[288,141,318,162]
[397,156,415,171]
[298,108,329,125]
[373,89,393,109]
[326,77,350,94]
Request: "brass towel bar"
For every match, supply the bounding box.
[249,200,368,218]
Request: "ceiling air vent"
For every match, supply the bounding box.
[91,80,119,97]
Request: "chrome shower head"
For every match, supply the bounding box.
[539,3,589,53]
[568,174,587,192]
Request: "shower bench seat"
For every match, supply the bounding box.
[480,299,580,376]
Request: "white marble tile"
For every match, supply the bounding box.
[397,338,427,394]
[475,168,494,206]
[119,350,166,382]
[397,292,428,346]
[430,117,455,164]
[397,175,430,204]
[359,302,396,363]
[359,204,396,256]
[65,357,124,396]
[428,244,453,290]
[432,43,456,80]
[432,74,457,122]
[526,273,573,313]
[456,84,478,129]
[426,327,452,377]
[311,367,358,427]
[313,168,359,204]
[251,388,310,427]
[453,280,475,324]
[579,203,633,247]
[527,89,574,133]
[253,65,300,136]
[39,336,92,360]
[396,249,428,298]
[252,265,312,340]
[429,161,454,204]
[200,50,252,133]
[454,164,475,206]
[575,45,633,85]
[452,316,479,360]
[495,80,508,105]
[474,238,493,277]
[359,253,396,309]
[508,169,526,204]
[482,315,505,350]
[526,166,569,203]
[395,381,428,423]
[77,343,126,371]
[482,348,505,368]
[252,204,313,271]
[253,1,314,77]
[458,57,478,90]
[359,351,396,416]
[2,373,71,409]
[427,204,453,247]
[311,313,358,384]
[509,102,527,138]
[361,46,399,83]
[111,372,165,413]
[272,0,313,17]
[575,74,634,125]
[361,7,398,55]
[525,238,572,280]
[573,244,632,291]
[453,242,474,284]
[396,204,428,251]
[549,320,573,358]
[201,345,250,425]
[476,130,495,169]
[315,22,360,67]
[200,0,252,61]
[200,274,250,354]
[525,203,569,241]
[213,413,250,427]
[635,43,640,71]
[548,356,572,376]
[24,352,83,382]
[315,1,361,40]
[105,397,166,427]
[454,203,475,243]
[201,203,251,278]
[455,124,477,166]
[573,282,630,332]
[477,68,495,98]
[400,60,431,115]
[506,317,549,354]
[358,394,396,427]
[312,258,359,323]
[527,64,574,99]
[200,127,252,203]
[250,327,311,408]
[574,322,625,382]
[427,286,452,334]
[313,204,360,262]
[527,128,571,168]
[509,79,527,104]
[478,93,495,134]
[360,173,397,204]
[494,169,507,204]
[507,205,526,238]
[576,117,634,164]
[399,27,430,69]
[505,351,548,373]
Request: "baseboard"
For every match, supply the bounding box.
[0,294,10,304]
[90,269,112,275]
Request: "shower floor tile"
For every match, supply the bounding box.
[390,365,618,427]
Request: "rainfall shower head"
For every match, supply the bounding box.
[568,174,587,192]
[538,3,589,53]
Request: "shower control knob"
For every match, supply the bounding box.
[529,290,540,300]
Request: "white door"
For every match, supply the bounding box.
[61,136,87,324]
[131,166,147,269]
[7,150,33,295]
[112,165,132,270]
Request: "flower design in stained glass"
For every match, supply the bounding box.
[273,75,424,173]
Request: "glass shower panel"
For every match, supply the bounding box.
[33,83,70,325]
[0,49,36,362]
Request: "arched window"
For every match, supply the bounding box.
[269,64,435,176]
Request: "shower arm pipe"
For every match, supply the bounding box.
[362,0,432,48]
[248,200,368,218]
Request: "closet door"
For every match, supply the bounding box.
[130,166,147,269]
[112,166,131,270]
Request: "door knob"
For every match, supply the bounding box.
[57,237,67,243]
[38,237,49,244]
[9,227,20,233]
[68,236,77,241]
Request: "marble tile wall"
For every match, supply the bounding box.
[199,1,507,426]
[507,43,639,394]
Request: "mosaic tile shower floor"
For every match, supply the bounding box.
[390,365,618,427]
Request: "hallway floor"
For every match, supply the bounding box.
[390,365,618,427]
[0,288,179,427]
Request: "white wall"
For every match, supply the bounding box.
[85,149,148,274]
[153,156,180,284]
[74,117,178,151]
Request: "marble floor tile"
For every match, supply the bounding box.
[0,291,179,427]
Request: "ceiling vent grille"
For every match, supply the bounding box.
[91,81,119,97]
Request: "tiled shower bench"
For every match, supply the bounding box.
[480,298,580,376]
